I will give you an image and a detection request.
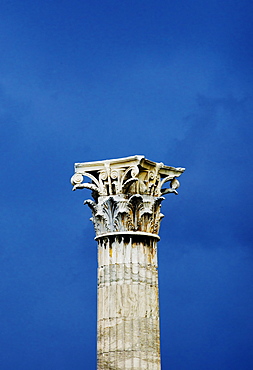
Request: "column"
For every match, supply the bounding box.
[71,155,185,370]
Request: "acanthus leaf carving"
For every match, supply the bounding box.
[121,177,138,193]
[85,194,165,237]
[72,156,185,237]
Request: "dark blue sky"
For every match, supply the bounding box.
[1,1,253,369]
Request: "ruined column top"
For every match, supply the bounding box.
[71,155,185,198]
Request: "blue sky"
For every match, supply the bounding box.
[1,1,253,369]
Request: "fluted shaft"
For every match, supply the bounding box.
[97,235,160,370]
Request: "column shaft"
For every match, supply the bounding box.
[97,235,160,370]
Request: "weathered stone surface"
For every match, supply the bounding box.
[97,236,160,369]
[71,155,184,198]
[71,156,185,369]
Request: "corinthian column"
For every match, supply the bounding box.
[71,155,185,370]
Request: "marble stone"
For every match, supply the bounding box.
[71,155,185,370]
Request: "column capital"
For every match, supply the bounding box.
[71,155,185,238]
[71,155,185,197]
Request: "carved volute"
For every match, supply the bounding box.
[71,155,185,238]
